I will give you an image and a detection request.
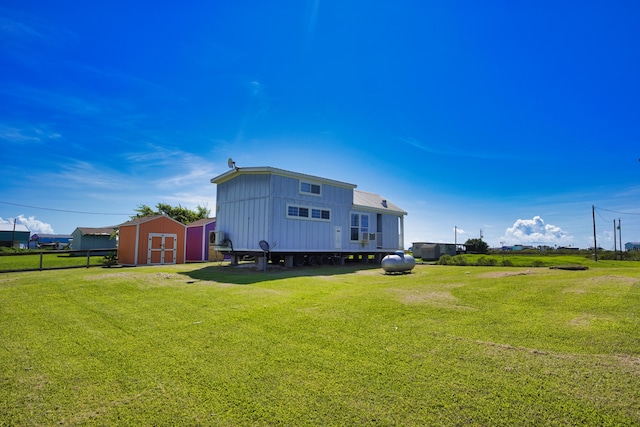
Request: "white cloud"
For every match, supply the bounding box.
[0,215,54,234]
[502,216,571,246]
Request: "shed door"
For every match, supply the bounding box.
[148,233,177,265]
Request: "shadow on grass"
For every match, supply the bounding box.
[179,262,383,285]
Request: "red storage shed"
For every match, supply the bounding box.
[118,215,186,266]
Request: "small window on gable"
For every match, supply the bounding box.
[300,181,321,196]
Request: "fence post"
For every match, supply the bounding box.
[39,252,43,271]
[86,250,91,268]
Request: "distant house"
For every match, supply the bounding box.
[71,226,117,252]
[0,223,30,248]
[118,215,186,266]
[625,242,640,252]
[185,218,223,262]
[29,233,72,249]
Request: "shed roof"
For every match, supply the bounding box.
[211,166,357,189]
[353,190,407,215]
[186,217,216,228]
[75,226,117,236]
[119,214,186,228]
[0,223,30,232]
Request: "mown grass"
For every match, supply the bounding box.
[1,263,639,425]
[0,252,107,271]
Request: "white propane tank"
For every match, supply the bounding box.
[381,250,416,274]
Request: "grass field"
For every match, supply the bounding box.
[0,252,108,271]
[1,262,639,425]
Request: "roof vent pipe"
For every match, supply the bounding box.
[382,200,387,208]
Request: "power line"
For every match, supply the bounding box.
[0,201,132,216]
[594,206,640,216]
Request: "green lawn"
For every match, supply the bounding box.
[1,263,639,425]
[0,252,108,271]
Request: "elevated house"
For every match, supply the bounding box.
[210,166,407,266]
[625,242,640,252]
[29,233,72,249]
[71,226,118,253]
[118,215,186,266]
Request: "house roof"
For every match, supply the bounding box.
[0,223,30,232]
[353,190,407,215]
[211,166,357,189]
[75,226,117,236]
[119,214,186,228]
[186,217,216,227]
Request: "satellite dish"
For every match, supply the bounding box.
[227,158,236,169]
[259,240,270,251]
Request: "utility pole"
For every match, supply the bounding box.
[592,205,598,261]
[618,219,622,257]
[11,218,16,249]
[613,219,617,260]
[454,226,457,253]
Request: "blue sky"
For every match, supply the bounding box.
[1,1,639,249]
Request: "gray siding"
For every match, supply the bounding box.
[214,170,404,253]
[71,230,117,250]
[216,174,271,251]
[269,174,353,252]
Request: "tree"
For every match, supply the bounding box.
[132,203,211,225]
[465,238,489,254]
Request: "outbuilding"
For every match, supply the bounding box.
[71,226,118,253]
[0,223,30,248]
[117,215,186,266]
[185,218,223,262]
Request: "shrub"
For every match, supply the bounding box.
[102,253,118,268]
[477,256,497,266]
[437,254,453,265]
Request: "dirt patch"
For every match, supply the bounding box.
[478,270,536,279]
[391,284,474,310]
[585,275,638,285]
[568,314,596,327]
[563,275,639,295]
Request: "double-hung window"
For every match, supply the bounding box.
[350,213,369,241]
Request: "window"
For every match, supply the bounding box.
[287,204,330,222]
[300,181,321,196]
[350,213,369,241]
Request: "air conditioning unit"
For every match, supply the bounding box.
[214,231,226,245]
